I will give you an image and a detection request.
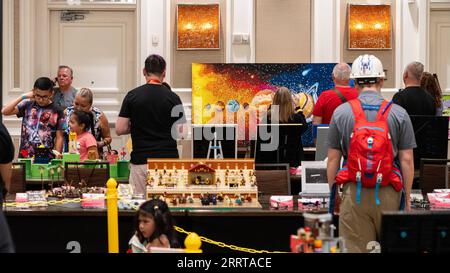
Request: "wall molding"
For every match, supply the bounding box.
[311,0,340,63]
[431,0,450,11]
[226,0,232,63]
[47,2,136,11]
[2,0,35,99]
[165,0,172,84]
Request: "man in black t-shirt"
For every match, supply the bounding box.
[393,62,436,116]
[116,55,186,195]
[0,121,15,253]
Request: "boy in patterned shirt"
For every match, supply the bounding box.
[2,77,64,159]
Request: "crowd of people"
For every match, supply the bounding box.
[0,53,445,253]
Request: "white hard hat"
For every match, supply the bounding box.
[350,55,385,80]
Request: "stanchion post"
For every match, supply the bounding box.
[184,232,202,253]
[106,178,119,253]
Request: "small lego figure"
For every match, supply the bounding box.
[120,147,127,160]
[158,174,163,186]
[180,195,187,204]
[201,194,210,206]
[251,175,257,187]
[217,193,224,202]
[187,196,194,204]
[147,176,154,186]
[211,195,217,205]
[246,195,252,203]
[68,132,78,154]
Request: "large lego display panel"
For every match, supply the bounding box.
[147,159,260,208]
[192,63,337,147]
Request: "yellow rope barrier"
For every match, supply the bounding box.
[174,226,287,254]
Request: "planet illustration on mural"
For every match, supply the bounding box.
[215,101,225,112]
[227,99,240,113]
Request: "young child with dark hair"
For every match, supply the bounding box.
[68,111,98,161]
[129,199,179,253]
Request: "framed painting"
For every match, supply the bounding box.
[348,4,392,50]
[177,4,220,50]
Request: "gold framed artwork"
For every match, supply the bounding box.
[177,4,221,50]
[348,4,392,50]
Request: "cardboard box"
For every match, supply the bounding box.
[81,193,105,209]
[63,153,80,163]
[270,196,293,210]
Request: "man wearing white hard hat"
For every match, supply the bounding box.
[326,55,416,253]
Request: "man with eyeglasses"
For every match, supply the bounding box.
[2,77,64,159]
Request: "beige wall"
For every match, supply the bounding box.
[171,0,227,88]
[340,0,396,88]
[14,0,20,87]
[430,10,450,93]
[255,0,311,63]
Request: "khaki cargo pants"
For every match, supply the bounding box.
[129,164,148,196]
[339,182,402,253]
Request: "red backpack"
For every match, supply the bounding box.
[335,99,403,205]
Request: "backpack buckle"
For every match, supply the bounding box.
[367,137,374,149]
[376,173,383,184]
[356,171,362,182]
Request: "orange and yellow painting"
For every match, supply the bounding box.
[192,63,339,146]
[348,4,391,49]
[177,4,220,50]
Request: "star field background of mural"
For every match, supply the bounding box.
[192,63,339,147]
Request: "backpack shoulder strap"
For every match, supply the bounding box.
[348,99,367,122]
[376,100,393,122]
[333,88,347,103]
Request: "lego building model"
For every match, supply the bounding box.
[147,159,260,208]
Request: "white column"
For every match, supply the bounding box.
[228,0,255,63]
[139,0,166,85]
[396,0,429,88]
[311,0,340,63]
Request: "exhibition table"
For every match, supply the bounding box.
[4,205,312,253]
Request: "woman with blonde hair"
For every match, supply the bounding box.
[267,87,307,126]
[64,88,112,156]
[421,72,443,116]
[262,87,307,168]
